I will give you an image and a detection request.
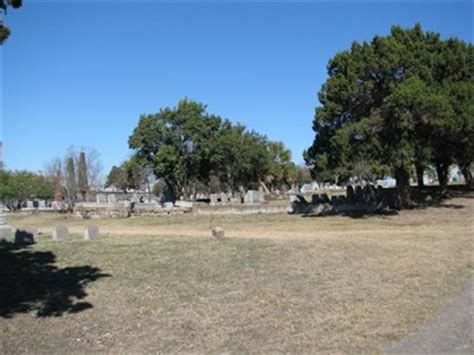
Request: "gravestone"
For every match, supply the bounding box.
[219,192,229,204]
[96,194,107,204]
[175,201,193,209]
[364,184,376,202]
[244,190,260,204]
[346,185,355,201]
[52,225,69,241]
[107,194,117,203]
[38,200,47,208]
[212,226,225,238]
[163,202,174,210]
[15,229,37,244]
[26,201,34,208]
[209,194,218,206]
[84,226,100,240]
[0,213,13,242]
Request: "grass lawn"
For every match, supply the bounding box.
[1,196,473,353]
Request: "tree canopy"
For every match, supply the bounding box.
[0,168,54,210]
[128,98,298,200]
[305,24,474,207]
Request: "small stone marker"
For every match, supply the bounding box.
[212,226,225,238]
[0,213,13,242]
[84,225,100,240]
[15,229,38,244]
[209,194,218,206]
[175,200,193,209]
[52,225,69,241]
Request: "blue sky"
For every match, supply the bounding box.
[1,0,472,176]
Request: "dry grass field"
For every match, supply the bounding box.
[1,194,473,353]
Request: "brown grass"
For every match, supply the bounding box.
[1,196,473,353]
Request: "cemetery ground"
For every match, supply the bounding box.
[1,194,473,353]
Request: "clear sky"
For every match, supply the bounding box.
[1,0,472,177]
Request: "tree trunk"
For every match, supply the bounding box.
[436,162,449,195]
[415,162,425,188]
[395,166,412,209]
[460,163,472,187]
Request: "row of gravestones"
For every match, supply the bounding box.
[346,185,383,203]
[0,213,100,244]
[209,190,264,205]
[52,225,100,241]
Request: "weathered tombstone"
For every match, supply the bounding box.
[38,200,47,208]
[175,201,193,209]
[219,192,229,204]
[244,190,260,204]
[15,229,38,244]
[96,194,107,204]
[346,185,355,201]
[84,226,100,240]
[26,201,34,208]
[52,225,69,241]
[258,191,265,203]
[209,194,218,206]
[163,202,174,210]
[212,226,225,238]
[107,194,117,204]
[0,213,13,242]
[364,184,376,202]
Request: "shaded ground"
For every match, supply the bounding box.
[0,243,109,318]
[386,277,473,354]
[1,195,473,353]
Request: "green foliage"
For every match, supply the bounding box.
[77,152,89,197]
[0,0,22,44]
[106,157,151,192]
[306,24,474,206]
[129,98,293,199]
[65,157,77,202]
[0,168,54,210]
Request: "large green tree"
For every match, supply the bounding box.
[129,98,288,200]
[306,24,473,207]
[0,169,54,210]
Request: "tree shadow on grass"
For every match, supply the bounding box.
[301,208,399,219]
[0,242,110,318]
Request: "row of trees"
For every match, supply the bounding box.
[43,147,103,203]
[0,169,54,210]
[305,24,473,207]
[107,99,310,200]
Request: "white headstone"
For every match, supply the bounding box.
[52,225,69,241]
[84,226,100,240]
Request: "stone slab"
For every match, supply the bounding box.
[52,225,69,241]
[15,229,38,244]
[0,225,14,242]
[84,225,100,240]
